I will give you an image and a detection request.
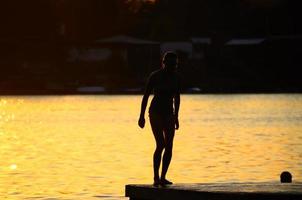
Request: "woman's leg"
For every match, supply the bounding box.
[161,115,175,182]
[149,114,165,183]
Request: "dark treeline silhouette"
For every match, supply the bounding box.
[0,0,301,93]
[1,0,301,40]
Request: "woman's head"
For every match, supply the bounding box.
[162,52,178,71]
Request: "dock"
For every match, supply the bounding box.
[125,182,302,200]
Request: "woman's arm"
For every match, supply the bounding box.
[138,75,153,128]
[174,93,180,130]
[174,74,181,129]
[174,93,180,117]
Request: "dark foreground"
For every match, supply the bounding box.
[125,182,302,200]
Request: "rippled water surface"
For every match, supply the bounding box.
[0,94,301,199]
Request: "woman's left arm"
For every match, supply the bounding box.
[174,93,180,130]
[174,75,181,130]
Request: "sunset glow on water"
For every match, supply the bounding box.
[0,95,301,199]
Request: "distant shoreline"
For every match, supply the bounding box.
[0,89,301,95]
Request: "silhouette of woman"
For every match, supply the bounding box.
[138,52,180,186]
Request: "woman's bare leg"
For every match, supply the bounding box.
[150,115,165,183]
[161,116,175,182]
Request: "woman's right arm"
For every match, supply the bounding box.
[138,75,154,128]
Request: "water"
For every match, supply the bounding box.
[0,94,301,199]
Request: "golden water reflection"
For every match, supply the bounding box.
[0,95,301,199]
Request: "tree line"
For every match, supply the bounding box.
[0,0,301,41]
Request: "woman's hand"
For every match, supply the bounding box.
[175,116,179,130]
[138,116,145,128]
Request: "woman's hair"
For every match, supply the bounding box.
[162,51,178,68]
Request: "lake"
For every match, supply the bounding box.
[0,94,301,199]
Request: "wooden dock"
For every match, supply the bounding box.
[125,182,302,200]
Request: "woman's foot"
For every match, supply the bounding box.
[153,178,160,187]
[160,178,173,185]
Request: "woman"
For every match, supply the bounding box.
[138,52,180,186]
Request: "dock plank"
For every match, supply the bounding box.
[125,182,302,200]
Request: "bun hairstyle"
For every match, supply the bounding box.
[162,51,178,68]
